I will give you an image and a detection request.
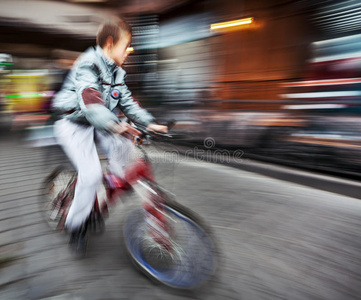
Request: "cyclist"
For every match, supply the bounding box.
[52,18,167,255]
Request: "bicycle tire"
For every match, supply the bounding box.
[40,166,76,231]
[123,196,218,289]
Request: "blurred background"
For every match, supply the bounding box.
[2,0,361,176]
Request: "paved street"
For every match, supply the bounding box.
[1,132,361,300]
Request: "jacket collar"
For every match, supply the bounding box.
[95,45,117,74]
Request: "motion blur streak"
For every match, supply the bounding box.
[1,1,361,299]
[210,17,253,30]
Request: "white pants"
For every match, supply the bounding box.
[54,119,135,230]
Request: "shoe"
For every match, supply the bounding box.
[69,222,88,258]
[88,210,105,234]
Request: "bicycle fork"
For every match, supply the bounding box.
[139,181,173,252]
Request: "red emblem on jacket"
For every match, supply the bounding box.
[111,89,120,99]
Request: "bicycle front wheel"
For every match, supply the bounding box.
[123,199,218,289]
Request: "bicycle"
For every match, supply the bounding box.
[39,124,218,290]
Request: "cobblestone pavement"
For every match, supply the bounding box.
[1,132,361,300]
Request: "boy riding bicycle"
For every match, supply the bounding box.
[52,18,167,255]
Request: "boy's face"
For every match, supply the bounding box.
[108,32,131,66]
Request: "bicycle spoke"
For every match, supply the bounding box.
[40,167,76,231]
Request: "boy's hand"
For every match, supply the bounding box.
[146,124,168,133]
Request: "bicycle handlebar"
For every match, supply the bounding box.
[133,120,175,139]
[135,126,172,139]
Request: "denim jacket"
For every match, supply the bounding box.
[52,46,154,130]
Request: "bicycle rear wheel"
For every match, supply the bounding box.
[123,198,218,289]
[40,166,76,231]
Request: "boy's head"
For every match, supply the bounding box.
[97,18,132,66]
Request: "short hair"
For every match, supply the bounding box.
[96,18,132,48]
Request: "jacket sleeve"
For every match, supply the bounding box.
[75,62,118,130]
[119,83,155,127]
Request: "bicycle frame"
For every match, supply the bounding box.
[102,142,173,251]
[101,140,154,203]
